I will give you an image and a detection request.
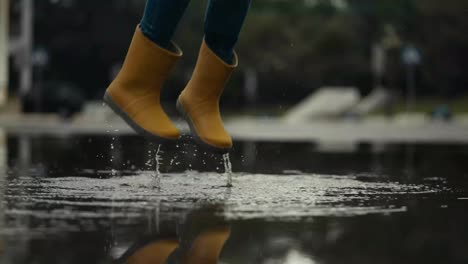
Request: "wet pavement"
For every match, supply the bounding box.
[1,134,468,263]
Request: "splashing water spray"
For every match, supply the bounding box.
[150,144,163,190]
[223,153,233,187]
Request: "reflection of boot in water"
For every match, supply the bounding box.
[114,228,179,264]
[113,207,180,264]
[125,239,179,264]
[184,226,231,264]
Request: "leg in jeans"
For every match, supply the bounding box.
[140,0,191,49]
[204,0,251,63]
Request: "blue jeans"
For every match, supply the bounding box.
[140,0,251,64]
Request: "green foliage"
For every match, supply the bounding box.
[234,0,468,101]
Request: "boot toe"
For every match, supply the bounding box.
[142,119,181,140]
[150,126,181,140]
[133,109,181,140]
[201,134,233,150]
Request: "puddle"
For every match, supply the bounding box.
[0,135,468,263]
[4,172,444,221]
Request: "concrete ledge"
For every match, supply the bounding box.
[0,114,467,144]
[227,118,468,144]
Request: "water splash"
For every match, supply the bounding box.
[151,144,162,189]
[223,153,233,187]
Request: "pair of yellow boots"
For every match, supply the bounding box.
[104,26,236,151]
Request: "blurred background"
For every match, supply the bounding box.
[2,1,468,264]
[1,0,467,123]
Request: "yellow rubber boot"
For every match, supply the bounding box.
[177,40,237,151]
[104,26,182,140]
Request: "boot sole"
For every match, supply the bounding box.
[176,99,231,153]
[103,92,178,142]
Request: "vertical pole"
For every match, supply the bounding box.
[406,65,415,113]
[0,0,10,105]
[371,43,385,90]
[20,0,34,98]
[244,67,258,104]
[402,45,420,113]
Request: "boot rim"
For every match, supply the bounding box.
[136,25,184,57]
[202,38,238,68]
